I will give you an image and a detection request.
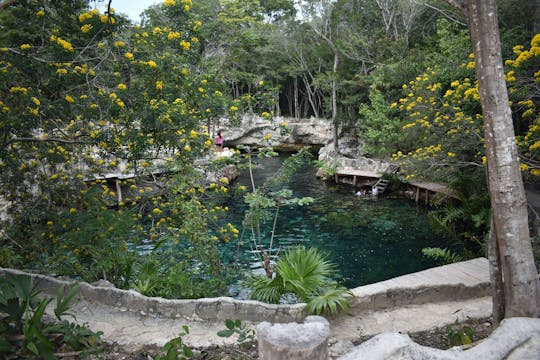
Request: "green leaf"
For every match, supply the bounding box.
[225,319,235,330]
[55,283,80,320]
[26,341,39,355]
[182,344,193,357]
[217,329,235,337]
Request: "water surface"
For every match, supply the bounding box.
[225,154,455,289]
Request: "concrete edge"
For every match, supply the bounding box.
[347,258,491,312]
[0,268,306,323]
[1,258,490,323]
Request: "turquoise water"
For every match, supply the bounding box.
[224,154,455,289]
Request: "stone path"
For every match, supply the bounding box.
[51,258,492,358]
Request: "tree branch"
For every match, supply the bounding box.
[5,137,91,147]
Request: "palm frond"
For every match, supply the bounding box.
[248,275,284,304]
[305,286,351,315]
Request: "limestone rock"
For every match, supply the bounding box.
[221,114,333,149]
[338,317,540,360]
[257,316,330,360]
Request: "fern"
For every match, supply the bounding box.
[422,247,463,265]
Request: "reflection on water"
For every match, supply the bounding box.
[225,153,455,289]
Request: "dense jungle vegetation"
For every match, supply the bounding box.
[0,0,539,305]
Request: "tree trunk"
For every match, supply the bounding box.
[294,77,299,119]
[488,215,505,326]
[465,0,539,317]
[331,52,339,153]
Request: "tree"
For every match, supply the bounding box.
[445,0,539,320]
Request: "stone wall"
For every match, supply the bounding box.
[0,267,306,323]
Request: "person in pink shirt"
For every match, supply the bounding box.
[214,132,223,152]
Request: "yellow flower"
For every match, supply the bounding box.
[65,95,75,103]
[147,60,157,68]
[117,83,127,90]
[181,69,188,75]
[184,5,190,11]
[167,31,181,40]
[179,40,190,50]
[81,24,93,33]
[230,105,238,112]
[10,86,28,94]
[114,41,126,48]
[258,80,264,86]
[56,68,68,75]
[31,97,40,106]
[164,0,176,6]
[36,10,45,17]
[155,81,164,90]
[20,44,31,50]
[100,14,115,24]
[79,12,93,22]
[56,37,74,52]
[124,52,134,60]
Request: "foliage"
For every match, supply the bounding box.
[0,0,274,297]
[421,247,463,265]
[248,246,350,315]
[314,159,338,177]
[446,318,474,346]
[217,319,256,344]
[392,33,540,182]
[0,273,102,359]
[155,325,193,360]
[358,86,402,156]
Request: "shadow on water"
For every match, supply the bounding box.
[225,153,456,289]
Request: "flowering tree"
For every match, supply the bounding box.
[0,0,262,295]
[395,0,539,320]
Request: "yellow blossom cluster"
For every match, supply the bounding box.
[50,35,74,52]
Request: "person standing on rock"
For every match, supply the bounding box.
[214,132,224,152]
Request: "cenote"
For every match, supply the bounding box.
[221,152,456,290]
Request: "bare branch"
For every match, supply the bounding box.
[413,0,466,26]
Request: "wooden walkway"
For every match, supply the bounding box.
[334,169,381,187]
[334,167,457,203]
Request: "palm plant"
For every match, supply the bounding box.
[248,246,351,315]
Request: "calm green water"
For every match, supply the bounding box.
[225,154,456,289]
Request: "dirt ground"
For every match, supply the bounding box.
[85,317,494,359]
